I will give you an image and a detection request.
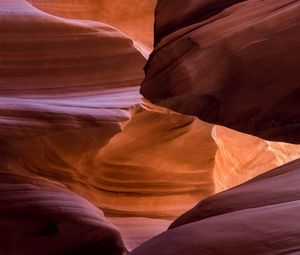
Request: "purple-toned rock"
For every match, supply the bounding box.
[0,174,126,255]
[142,0,300,143]
[130,159,300,255]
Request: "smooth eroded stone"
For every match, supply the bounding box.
[0,173,126,255]
[154,0,247,45]
[142,0,300,143]
[1,0,299,251]
[170,158,300,228]
[28,0,157,50]
[130,159,300,255]
[0,1,145,249]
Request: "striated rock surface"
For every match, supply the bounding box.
[0,173,126,255]
[130,159,300,255]
[0,0,146,250]
[28,0,157,50]
[1,1,145,95]
[212,125,300,192]
[142,0,300,143]
[94,105,216,219]
[154,0,247,45]
[170,158,300,229]
[1,0,300,252]
[0,0,145,153]
[110,217,171,252]
[0,0,145,189]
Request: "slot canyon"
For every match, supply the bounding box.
[0,0,299,254]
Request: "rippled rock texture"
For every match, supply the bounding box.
[0,0,300,253]
[0,0,145,252]
[142,0,300,143]
[28,0,157,51]
[0,173,126,255]
[130,159,300,255]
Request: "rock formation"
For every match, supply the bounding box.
[130,159,300,255]
[0,0,299,253]
[0,173,126,255]
[142,0,300,143]
[212,125,300,192]
[0,0,145,251]
[28,0,157,51]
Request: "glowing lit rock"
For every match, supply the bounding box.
[1,0,300,252]
[28,0,157,50]
[130,159,300,255]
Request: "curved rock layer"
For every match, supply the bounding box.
[0,0,146,249]
[142,0,300,143]
[212,125,300,192]
[1,1,145,95]
[6,97,299,219]
[154,0,247,45]
[130,159,300,255]
[0,173,126,255]
[0,0,145,175]
[27,0,157,50]
[94,106,216,218]
[0,0,145,146]
[1,0,300,252]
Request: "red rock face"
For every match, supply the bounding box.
[27,0,157,50]
[0,0,300,253]
[0,174,126,255]
[0,0,145,146]
[0,0,146,252]
[170,158,300,229]
[154,0,247,45]
[142,0,300,143]
[130,159,300,255]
